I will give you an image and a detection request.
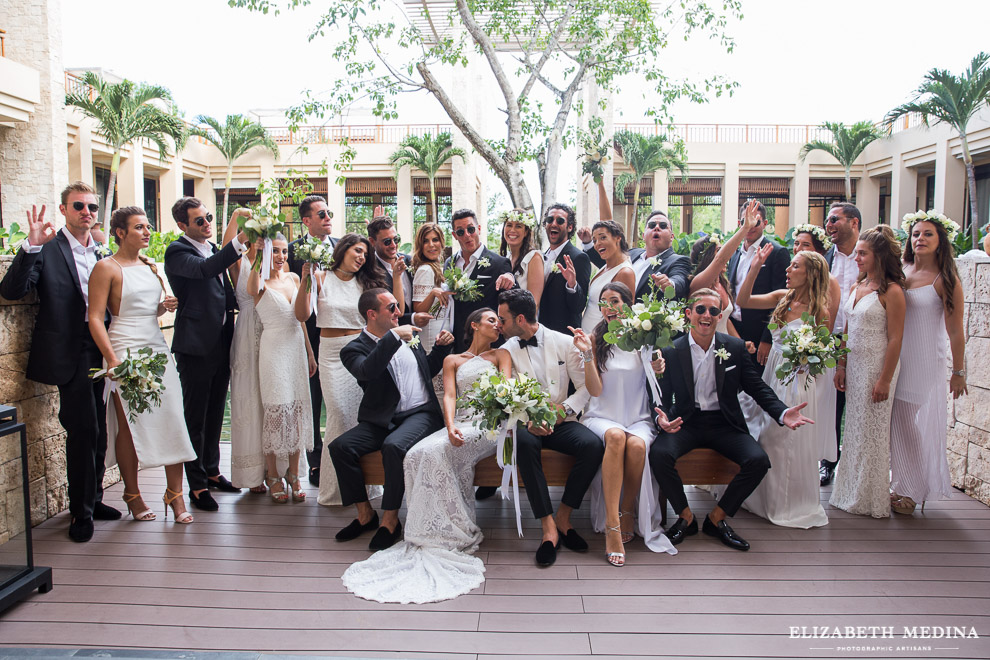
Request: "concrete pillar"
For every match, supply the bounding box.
[329,177,346,236]
[396,166,414,241]
[858,175,881,229]
[117,145,144,210]
[194,176,215,215]
[721,162,739,231]
[890,155,918,226]
[67,122,93,185]
[790,160,810,228]
[935,138,967,223]
[159,156,184,232]
[653,170,668,215]
[259,159,277,211]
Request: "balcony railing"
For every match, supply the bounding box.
[265,124,453,145]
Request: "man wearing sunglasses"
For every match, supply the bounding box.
[367,216,412,314]
[288,195,340,486]
[538,203,592,334]
[164,196,249,511]
[1,182,121,542]
[649,289,814,552]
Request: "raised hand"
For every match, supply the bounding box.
[560,254,577,287]
[434,330,454,346]
[495,272,515,290]
[782,402,815,430]
[577,226,592,244]
[653,407,683,433]
[26,205,55,246]
[568,326,592,353]
[741,198,761,231]
[393,255,407,276]
[750,242,774,272]
[373,205,386,218]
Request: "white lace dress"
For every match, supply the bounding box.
[412,264,449,353]
[341,355,498,604]
[829,291,900,518]
[229,259,265,487]
[255,287,314,459]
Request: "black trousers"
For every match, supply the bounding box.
[824,389,846,469]
[328,406,442,511]
[516,421,604,519]
[305,322,324,469]
[175,341,230,491]
[57,335,109,520]
[649,410,771,518]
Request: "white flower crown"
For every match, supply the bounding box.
[497,209,536,228]
[703,231,723,248]
[901,209,960,241]
[792,224,833,251]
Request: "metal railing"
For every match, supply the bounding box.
[265,123,453,145]
[617,114,924,143]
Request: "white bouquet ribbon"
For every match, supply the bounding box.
[258,237,274,290]
[494,417,525,537]
[640,347,662,405]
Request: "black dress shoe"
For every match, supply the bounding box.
[535,539,559,567]
[68,516,94,542]
[207,475,241,493]
[475,486,498,500]
[188,489,219,512]
[92,502,122,520]
[702,515,750,551]
[335,512,380,541]
[369,522,402,551]
[820,463,835,487]
[664,516,699,546]
[557,528,589,552]
[308,467,320,487]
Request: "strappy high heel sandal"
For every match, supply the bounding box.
[163,488,194,524]
[266,474,288,504]
[122,492,156,521]
[892,496,923,515]
[604,524,625,567]
[284,470,306,503]
[619,510,635,544]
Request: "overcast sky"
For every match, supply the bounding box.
[63,0,989,129]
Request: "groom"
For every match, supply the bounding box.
[649,288,813,551]
[328,288,454,550]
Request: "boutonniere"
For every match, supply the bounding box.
[406,336,421,350]
[714,347,731,364]
[648,256,662,268]
[552,262,562,274]
[477,257,491,269]
[95,244,112,258]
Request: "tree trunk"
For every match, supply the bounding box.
[223,164,233,234]
[430,176,438,226]
[632,181,642,242]
[844,167,853,204]
[960,134,980,249]
[102,150,120,231]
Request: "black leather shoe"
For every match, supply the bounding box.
[664,516,698,546]
[702,515,750,551]
[92,502,122,520]
[369,521,402,551]
[819,463,835,487]
[68,516,94,542]
[188,489,219,512]
[208,474,241,493]
[535,539,559,567]
[475,486,498,500]
[308,467,320,487]
[557,528,589,552]
[335,512,380,541]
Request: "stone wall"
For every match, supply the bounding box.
[948,259,990,506]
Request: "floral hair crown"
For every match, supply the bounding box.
[901,210,960,241]
[792,224,833,251]
[497,209,536,228]
[703,231,723,249]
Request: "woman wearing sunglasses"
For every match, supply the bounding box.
[295,233,388,506]
[579,220,635,335]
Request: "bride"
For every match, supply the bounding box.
[341,307,512,603]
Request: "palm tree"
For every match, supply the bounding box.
[613,130,689,239]
[799,121,884,203]
[388,131,465,223]
[65,72,185,230]
[189,114,280,229]
[884,52,990,248]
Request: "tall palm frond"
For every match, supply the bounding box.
[613,130,689,238]
[799,120,884,203]
[388,131,465,225]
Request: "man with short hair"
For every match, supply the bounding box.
[287,194,338,485]
[539,203,592,333]
[164,197,248,511]
[1,182,121,542]
[367,215,412,313]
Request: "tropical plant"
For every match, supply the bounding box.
[798,120,884,203]
[388,132,465,224]
[190,114,280,229]
[65,72,185,231]
[884,52,990,249]
[613,130,688,239]
[0,222,28,255]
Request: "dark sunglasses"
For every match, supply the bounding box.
[647,220,669,231]
[454,225,477,237]
[385,302,399,313]
[543,216,568,226]
[380,235,402,247]
[825,215,842,224]
[693,305,721,317]
[312,209,333,220]
[72,201,100,213]
[191,213,214,227]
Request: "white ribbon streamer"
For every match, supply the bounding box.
[258,237,274,290]
[640,347,663,406]
[308,264,320,314]
[494,418,525,537]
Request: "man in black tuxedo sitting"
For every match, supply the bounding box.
[287,194,338,486]
[328,288,454,551]
[649,288,813,551]
[538,203,592,334]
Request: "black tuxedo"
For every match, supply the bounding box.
[627,247,692,301]
[444,247,513,351]
[287,234,338,468]
[0,230,110,520]
[376,252,413,313]
[328,329,452,510]
[164,235,243,490]
[727,237,789,368]
[649,333,787,518]
[538,241,591,334]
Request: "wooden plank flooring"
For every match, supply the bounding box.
[2,446,989,659]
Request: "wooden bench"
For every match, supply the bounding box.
[359,447,739,526]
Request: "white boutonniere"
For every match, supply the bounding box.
[406,336,421,350]
[95,243,112,258]
[552,262,562,274]
[648,256,662,268]
[714,347,731,364]
[477,257,491,269]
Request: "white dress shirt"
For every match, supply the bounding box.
[181,234,245,324]
[688,333,720,411]
[455,244,486,276]
[25,230,99,318]
[543,243,578,293]
[377,254,412,308]
[830,246,858,332]
[364,329,430,413]
[731,236,766,321]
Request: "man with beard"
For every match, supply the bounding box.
[539,203,592,333]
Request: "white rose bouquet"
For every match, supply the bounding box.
[769,312,849,389]
[603,284,691,353]
[578,116,610,184]
[237,207,286,278]
[293,236,335,291]
[90,347,168,424]
[443,265,483,302]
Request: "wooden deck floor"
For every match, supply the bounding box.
[2,446,989,659]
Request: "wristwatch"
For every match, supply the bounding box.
[952,369,966,378]
[562,403,576,417]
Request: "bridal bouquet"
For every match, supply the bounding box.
[293,236,335,291]
[443,266,483,302]
[90,347,168,423]
[578,116,610,184]
[238,207,285,277]
[602,283,691,352]
[768,312,849,389]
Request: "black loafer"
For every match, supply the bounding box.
[188,489,219,512]
[208,474,241,493]
[369,521,402,551]
[535,539,559,567]
[819,463,835,487]
[68,516,94,543]
[92,502,122,520]
[557,527,589,552]
[335,512,380,541]
[664,516,699,546]
[308,467,320,487]
[702,515,750,551]
[475,486,498,500]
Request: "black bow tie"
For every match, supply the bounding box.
[520,335,539,349]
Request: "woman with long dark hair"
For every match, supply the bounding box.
[580,220,635,334]
[497,209,545,306]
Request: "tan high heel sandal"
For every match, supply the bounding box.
[163,488,194,524]
[122,492,156,521]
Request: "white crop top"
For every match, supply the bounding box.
[316,271,365,329]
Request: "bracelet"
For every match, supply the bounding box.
[581,350,593,363]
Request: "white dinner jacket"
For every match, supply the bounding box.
[504,325,591,420]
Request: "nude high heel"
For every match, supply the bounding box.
[122,492,156,521]
[163,488,194,524]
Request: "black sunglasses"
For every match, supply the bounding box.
[385,302,399,313]
[454,225,477,237]
[72,201,100,214]
[693,305,721,317]
[191,213,214,227]
[543,216,568,226]
[380,235,402,247]
[312,209,333,220]
[825,215,842,224]
[647,220,669,231]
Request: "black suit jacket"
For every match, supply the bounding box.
[726,237,789,344]
[164,236,241,356]
[341,330,452,427]
[0,230,109,385]
[377,252,413,312]
[824,245,836,269]
[628,247,692,301]
[287,234,339,348]
[656,333,787,436]
[539,241,591,334]
[444,247,513,350]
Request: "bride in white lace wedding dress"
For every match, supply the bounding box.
[341,309,512,603]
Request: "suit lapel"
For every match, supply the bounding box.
[714,336,726,401]
[677,340,695,407]
[55,231,85,301]
[541,330,561,401]
[727,249,740,285]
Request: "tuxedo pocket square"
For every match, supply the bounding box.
[725,365,737,372]
[476,274,491,279]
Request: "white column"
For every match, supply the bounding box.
[159,156,184,232]
[858,175,881,228]
[653,170,668,214]
[397,165,414,240]
[721,162,739,231]
[790,160,810,228]
[68,122,93,185]
[935,138,967,222]
[890,155,918,226]
[117,144,145,210]
[329,177,346,236]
